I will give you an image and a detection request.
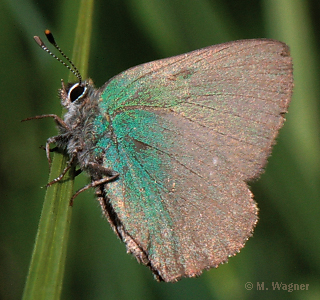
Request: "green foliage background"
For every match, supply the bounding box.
[1,0,320,299]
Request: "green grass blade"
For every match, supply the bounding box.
[262,0,320,270]
[22,0,94,299]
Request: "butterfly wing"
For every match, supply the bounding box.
[96,39,293,282]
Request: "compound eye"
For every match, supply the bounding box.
[68,84,86,102]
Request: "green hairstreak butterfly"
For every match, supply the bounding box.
[27,30,293,282]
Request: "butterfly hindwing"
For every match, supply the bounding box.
[95,39,293,281]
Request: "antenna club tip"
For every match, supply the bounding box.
[33,36,44,47]
[44,29,56,45]
[34,30,82,84]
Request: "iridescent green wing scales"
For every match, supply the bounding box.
[96,39,293,282]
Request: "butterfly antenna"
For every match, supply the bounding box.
[34,29,82,84]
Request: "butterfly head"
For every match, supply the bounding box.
[59,79,95,109]
[33,30,95,110]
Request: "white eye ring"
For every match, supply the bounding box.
[68,83,87,102]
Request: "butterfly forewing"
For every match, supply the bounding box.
[96,39,292,281]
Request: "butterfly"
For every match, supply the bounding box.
[29,30,293,282]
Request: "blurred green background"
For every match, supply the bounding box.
[1,0,320,299]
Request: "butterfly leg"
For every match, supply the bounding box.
[22,113,71,167]
[22,114,70,131]
[46,150,78,187]
[69,162,119,206]
[44,133,70,168]
[40,145,62,154]
[87,162,118,177]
